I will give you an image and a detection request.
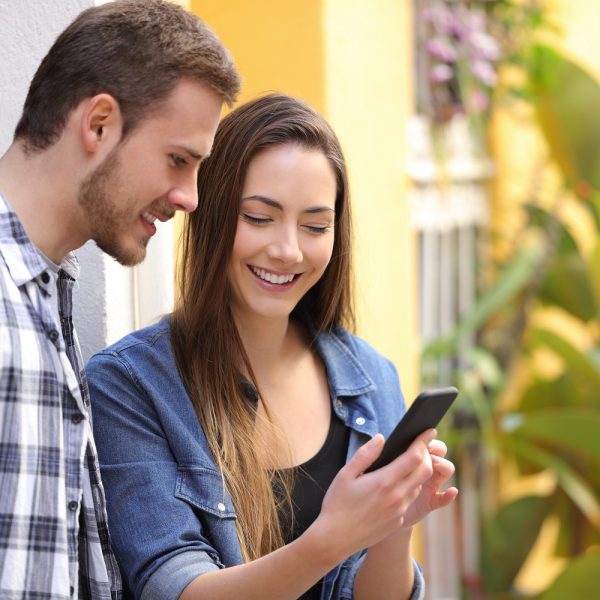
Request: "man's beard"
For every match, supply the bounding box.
[78,147,149,267]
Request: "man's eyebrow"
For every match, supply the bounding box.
[241,195,335,214]
[181,146,203,160]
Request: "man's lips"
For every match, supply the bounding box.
[141,210,173,224]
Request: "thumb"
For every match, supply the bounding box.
[347,434,385,477]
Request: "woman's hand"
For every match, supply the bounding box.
[308,429,436,564]
[400,438,458,529]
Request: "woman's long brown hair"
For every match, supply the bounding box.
[171,94,355,561]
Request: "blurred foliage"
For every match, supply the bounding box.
[422,1,600,598]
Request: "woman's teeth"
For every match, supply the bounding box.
[251,266,295,285]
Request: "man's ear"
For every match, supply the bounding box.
[80,94,123,154]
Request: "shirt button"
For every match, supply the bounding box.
[71,413,84,424]
[41,271,50,284]
[49,329,59,342]
[68,500,78,512]
[355,417,366,426]
[217,502,226,512]
[335,399,343,409]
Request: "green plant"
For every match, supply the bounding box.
[425,44,600,598]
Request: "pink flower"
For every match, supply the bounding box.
[471,59,497,87]
[427,37,459,62]
[468,88,489,114]
[431,63,454,83]
[467,31,501,62]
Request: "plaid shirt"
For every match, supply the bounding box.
[0,193,122,599]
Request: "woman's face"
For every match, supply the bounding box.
[228,142,337,326]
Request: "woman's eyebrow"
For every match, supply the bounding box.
[241,194,335,214]
[241,195,282,210]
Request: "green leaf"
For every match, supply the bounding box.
[525,203,579,256]
[527,328,600,390]
[511,409,600,460]
[519,375,588,412]
[456,245,541,338]
[552,486,600,558]
[423,245,543,358]
[530,44,600,194]
[587,239,600,320]
[539,254,597,322]
[539,550,600,600]
[503,436,600,528]
[481,495,552,593]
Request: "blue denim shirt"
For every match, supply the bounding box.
[87,317,425,600]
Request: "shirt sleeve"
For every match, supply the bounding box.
[87,351,224,600]
[332,552,425,600]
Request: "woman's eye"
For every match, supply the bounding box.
[241,213,272,225]
[303,225,331,234]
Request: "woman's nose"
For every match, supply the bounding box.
[267,228,303,264]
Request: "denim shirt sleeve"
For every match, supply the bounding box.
[87,351,224,600]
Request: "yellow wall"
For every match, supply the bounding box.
[192,0,419,398]
[323,0,419,400]
[191,0,325,111]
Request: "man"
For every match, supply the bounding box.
[0,1,239,597]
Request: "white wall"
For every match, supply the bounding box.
[0,0,175,361]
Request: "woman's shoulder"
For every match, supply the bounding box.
[86,317,180,393]
[88,316,172,364]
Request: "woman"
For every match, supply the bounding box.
[87,94,457,600]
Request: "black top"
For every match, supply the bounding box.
[276,411,350,600]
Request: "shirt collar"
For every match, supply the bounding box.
[0,193,79,285]
[293,311,376,398]
[312,327,376,398]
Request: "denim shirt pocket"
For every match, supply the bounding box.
[175,466,242,567]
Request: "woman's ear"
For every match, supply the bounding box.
[80,93,123,154]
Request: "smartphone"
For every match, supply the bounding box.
[364,386,458,473]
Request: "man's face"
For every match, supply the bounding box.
[78,79,223,266]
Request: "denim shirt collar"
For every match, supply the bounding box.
[300,316,380,439]
[312,328,376,397]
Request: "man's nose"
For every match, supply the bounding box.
[167,176,198,213]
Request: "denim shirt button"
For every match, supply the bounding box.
[355,417,365,426]
[335,399,343,408]
[217,502,226,512]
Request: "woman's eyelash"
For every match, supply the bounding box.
[241,213,271,224]
[304,225,330,234]
[241,213,332,233]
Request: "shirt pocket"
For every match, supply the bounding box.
[175,466,241,566]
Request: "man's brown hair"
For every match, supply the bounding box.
[14,0,240,152]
